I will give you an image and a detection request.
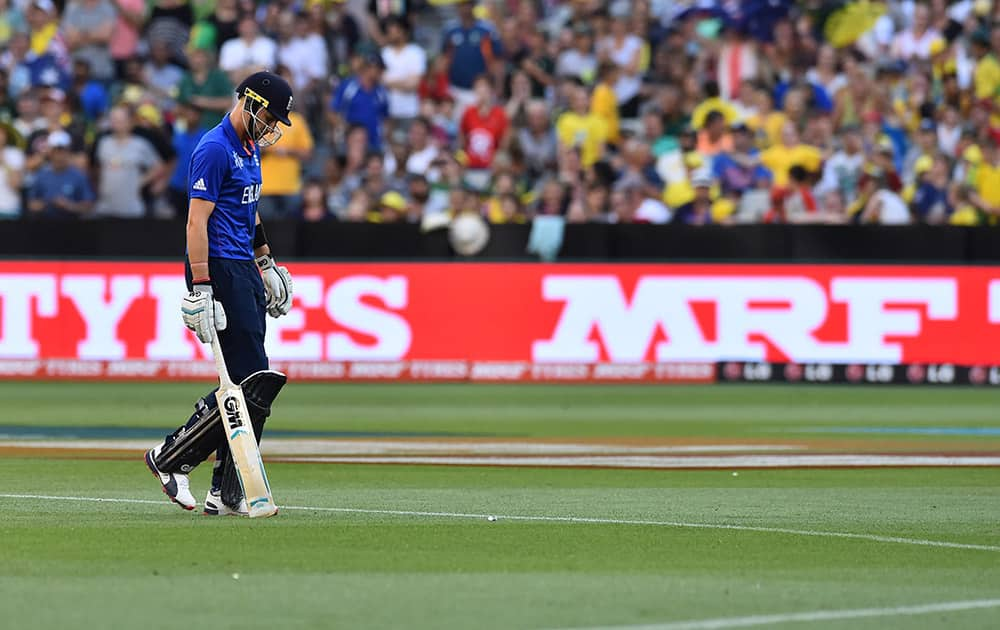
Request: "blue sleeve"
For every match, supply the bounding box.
[378,87,389,117]
[28,174,45,200]
[811,84,833,114]
[188,141,228,203]
[712,154,729,178]
[490,28,503,58]
[73,170,95,202]
[773,81,789,111]
[331,80,348,113]
[442,26,456,53]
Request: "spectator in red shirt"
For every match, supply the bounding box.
[459,75,508,189]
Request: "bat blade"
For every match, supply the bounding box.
[216,384,277,518]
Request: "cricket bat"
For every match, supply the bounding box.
[210,334,278,518]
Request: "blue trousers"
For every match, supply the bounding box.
[186,257,268,382]
[169,257,269,487]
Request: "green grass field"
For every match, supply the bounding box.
[2,383,1000,629]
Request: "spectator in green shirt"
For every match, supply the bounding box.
[177,46,233,130]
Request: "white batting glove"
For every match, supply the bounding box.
[256,255,293,318]
[181,284,228,343]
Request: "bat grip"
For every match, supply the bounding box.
[210,334,234,389]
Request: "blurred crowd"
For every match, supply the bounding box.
[3,0,1000,226]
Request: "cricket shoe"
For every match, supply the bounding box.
[203,489,248,517]
[144,447,197,511]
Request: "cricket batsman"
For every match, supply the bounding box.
[144,72,295,516]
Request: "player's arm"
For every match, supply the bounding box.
[187,198,215,283]
[181,197,228,343]
[254,211,294,318]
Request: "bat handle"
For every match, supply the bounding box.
[210,334,234,389]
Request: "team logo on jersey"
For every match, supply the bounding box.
[232,150,245,170]
[242,183,261,205]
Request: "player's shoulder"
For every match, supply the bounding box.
[193,127,232,159]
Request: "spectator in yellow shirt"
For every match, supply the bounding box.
[590,63,620,145]
[690,80,738,130]
[971,29,1000,129]
[760,121,823,189]
[556,82,608,167]
[259,68,315,218]
[971,138,1000,222]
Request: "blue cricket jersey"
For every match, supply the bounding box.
[188,115,262,260]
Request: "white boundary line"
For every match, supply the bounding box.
[1,493,999,554]
[554,598,1000,630]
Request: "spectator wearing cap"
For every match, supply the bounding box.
[556,22,597,85]
[258,66,315,220]
[178,47,234,131]
[93,105,163,218]
[955,141,982,187]
[330,52,389,150]
[442,0,502,117]
[556,81,607,168]
[61,0,116,82]
[759,121,823,189]
[670,173,714,226]
[373,190,407,223]
[597,1,644,118]
[0,122,24,218]
[458,74,508,187]
[26,129,93,219]
[910,155,952,224]
[24,88,85,173]
[220,14,277,85]
[109,0,146,75]
[166,100,207,217]
[903,119,939,184]
[380,16,426,122]
[26,0,64,59]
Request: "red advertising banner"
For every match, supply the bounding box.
[1,261,999,380]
